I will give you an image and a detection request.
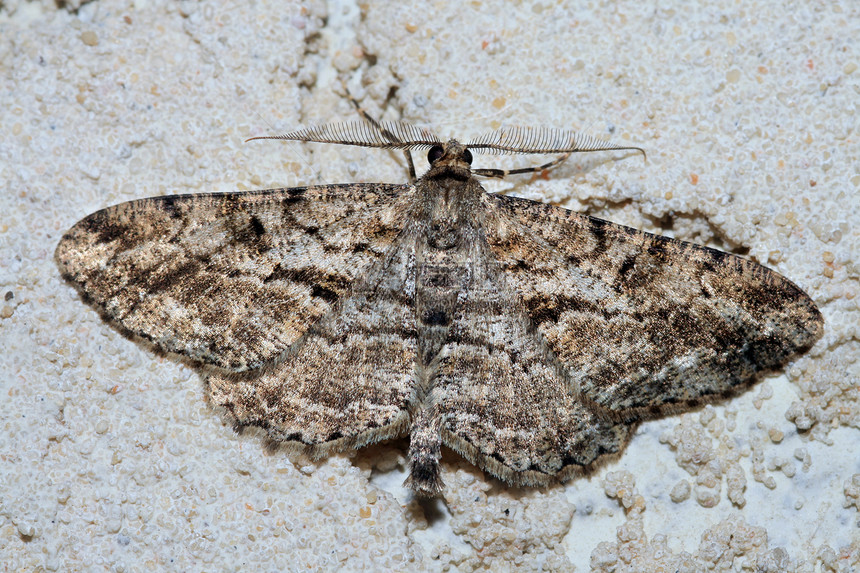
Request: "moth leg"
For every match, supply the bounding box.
[472,153,571,179]
[344,83,418,182]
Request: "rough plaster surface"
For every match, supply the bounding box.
[1,0,858,571]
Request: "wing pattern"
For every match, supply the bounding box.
[56,184,415,371]
[481,193,823,418]
[433,246,632,486]
[207,229,420,454]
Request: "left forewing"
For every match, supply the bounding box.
[481,193,823,419]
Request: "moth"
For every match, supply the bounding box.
[56,117,823,496]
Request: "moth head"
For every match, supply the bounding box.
[428,142,473,166]
[421,140,475,180]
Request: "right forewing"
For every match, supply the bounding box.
[55,183,416,372]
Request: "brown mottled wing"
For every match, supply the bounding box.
[436,248,633,485]
[206,229,419,452]
[481,194,823,418]
[55,184,416,371]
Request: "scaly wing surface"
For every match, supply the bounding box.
[435,246,633,485]
[481,193,823,419]
[206,229,420,453]
[56,183,416,371]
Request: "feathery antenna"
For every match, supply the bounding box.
[467,126,645,157]
[247,121,442,151]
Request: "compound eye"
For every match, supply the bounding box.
[427,145,444,164]
[462,148,473,164]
